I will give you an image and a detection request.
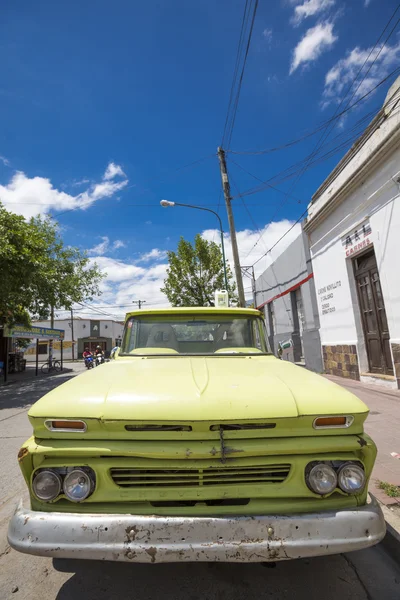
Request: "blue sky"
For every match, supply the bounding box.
[1,0,400,316]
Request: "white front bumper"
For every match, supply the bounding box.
[8,496,386,563]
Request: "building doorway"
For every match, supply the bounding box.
[353,249,393,375]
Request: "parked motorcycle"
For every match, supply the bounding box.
[84,356,94,369]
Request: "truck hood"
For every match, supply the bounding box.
[29,355,367,422]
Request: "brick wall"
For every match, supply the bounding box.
[322,344,360,380]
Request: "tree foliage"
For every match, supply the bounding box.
[0,203,104,327]
[161,234,236,306]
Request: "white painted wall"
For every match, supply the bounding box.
[308,143,400,376]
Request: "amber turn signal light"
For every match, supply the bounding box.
[313,416,353,429]
[45,420,87,432]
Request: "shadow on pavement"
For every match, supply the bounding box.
[53,554,368,600]
[0,371,76,411]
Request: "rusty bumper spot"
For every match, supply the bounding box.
[17,447,29,462]
[145,547,157,563]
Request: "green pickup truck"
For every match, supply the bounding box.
[8,307,385,562]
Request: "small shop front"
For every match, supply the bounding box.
[1,324,65,383]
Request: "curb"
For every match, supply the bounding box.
[372,494,400,565]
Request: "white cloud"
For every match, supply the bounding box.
[137,248,168,263]
[145,220,152,225]
[103,162,125,180]
[71,178,90,187]
[322,41,400,108]
[113,239,126,250]
[0,162,128,219]
[262,28,273,42]
[291,0,335,26]
[364,0,372,6]
[88,237,110,256]
[88,237,127,255]
[202,219,302,282]
[290,22,338,74]
[0,155,10,166]
[80,220,301,318]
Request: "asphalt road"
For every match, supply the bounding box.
[1,367,400,600]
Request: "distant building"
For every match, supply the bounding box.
[24,318,124,361]
[255,231,323,373]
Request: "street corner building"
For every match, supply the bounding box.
[305,77,400,389]
[23,318,124,362]
[256,76,400,389]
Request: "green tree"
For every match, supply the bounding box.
[0,203,104,327]
[161,234,236,306]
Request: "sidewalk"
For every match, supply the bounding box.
[1,361,85,387]
[326,375,400,506]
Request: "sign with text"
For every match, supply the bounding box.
[4,325,65,339]
[342,220,372,258]
[317,280,342,316]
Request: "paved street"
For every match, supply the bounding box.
[0,367,400,600]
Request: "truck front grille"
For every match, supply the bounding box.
[110,464,291,488]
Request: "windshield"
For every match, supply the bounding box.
[120,315,270,356]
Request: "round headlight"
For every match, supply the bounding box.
[32,470,62,501]
[307,463,337,495]
[63,469,93,502]
[338,463,365,494]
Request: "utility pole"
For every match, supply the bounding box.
[132,300,146,310]
[241,265,257,307]
[70,308,75,362]
[217,147,245,306]
[49,305,54,368]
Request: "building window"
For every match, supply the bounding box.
[38,343,48,355]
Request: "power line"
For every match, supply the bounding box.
[229,173,269,253]
[231,87,400,202]
[221,0,251,147]
[221,0,259,149]
[252,208,308,268]
[229,105,381,201]
[228,64,400,156]
[298,4,400,192]
[250,72,400,269]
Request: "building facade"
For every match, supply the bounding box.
[304,78,400,389]
[24,318,124,361]
[255,230,323,373]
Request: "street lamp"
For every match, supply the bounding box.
[160,199,228,291]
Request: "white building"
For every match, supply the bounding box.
[24,318,124,362]
[255,231,323,373]
[304,77,400,389]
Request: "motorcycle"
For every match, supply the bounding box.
[84,355,94,369]
[95,354,105,367]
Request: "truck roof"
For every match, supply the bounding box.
[125,306,262,319]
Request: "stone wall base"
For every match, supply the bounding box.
[322,344,360,380]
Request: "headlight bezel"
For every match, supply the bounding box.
[305,462,338,496]
[63,468,96,502]
[337,462,366,494]
[32,469,63,502]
